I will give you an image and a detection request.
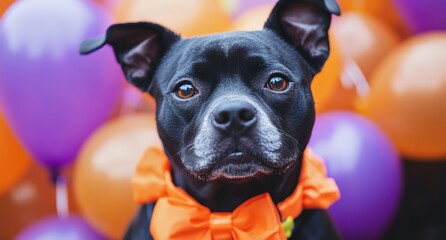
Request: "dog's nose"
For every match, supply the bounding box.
[212,100,257,135]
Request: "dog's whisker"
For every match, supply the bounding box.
[172,141,196,160]
[277,129,301,153]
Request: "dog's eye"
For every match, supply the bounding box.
[266,76,288,91]
[176,83,197,99]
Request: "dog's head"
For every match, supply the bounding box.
[81,0,339,182]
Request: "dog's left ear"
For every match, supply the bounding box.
[80,22,181,92]
[264,0,340,73]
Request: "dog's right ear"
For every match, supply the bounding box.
[80,22,181,92]
[264,0,340,74]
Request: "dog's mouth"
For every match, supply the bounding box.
[201,151,271,181]
[195,149,293,181]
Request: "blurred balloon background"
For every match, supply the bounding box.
[74,113,161,238]
[364,33,446,159]
[15,216,106,240]
[0,0,122,169]
[0,162,79,239]
[0,0,445,239]
[393,0,446,34]
[0,114,31,197]
[309,112,402,240]
[0,0,13,16]
[115,0,231,37]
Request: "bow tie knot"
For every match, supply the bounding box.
[209,213,233,240]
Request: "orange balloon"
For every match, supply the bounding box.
[321,13,401,112]
[115,0,231,37]
[0,0,14,16]
[337,0,410,38]
[0,114,31,197]
[0,162,78,239]
[231,4,273,31]
[312,39,343,113]
[73,113,162,239]
[364,33,446,159]
[333,13,401,78]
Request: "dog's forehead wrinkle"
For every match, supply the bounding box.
[185,32,273,60]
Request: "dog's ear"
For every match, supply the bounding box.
[80,22,181,91]
[264,0,340,73]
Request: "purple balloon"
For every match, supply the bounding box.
[16,216,105,240]
[393,0,446,33]
[309,112,402,240]
[0,0,122,168]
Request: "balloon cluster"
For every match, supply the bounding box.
[0,0,445,239]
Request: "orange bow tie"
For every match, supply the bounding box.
[133,148,340,240]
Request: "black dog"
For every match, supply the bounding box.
[81,0,341,239]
